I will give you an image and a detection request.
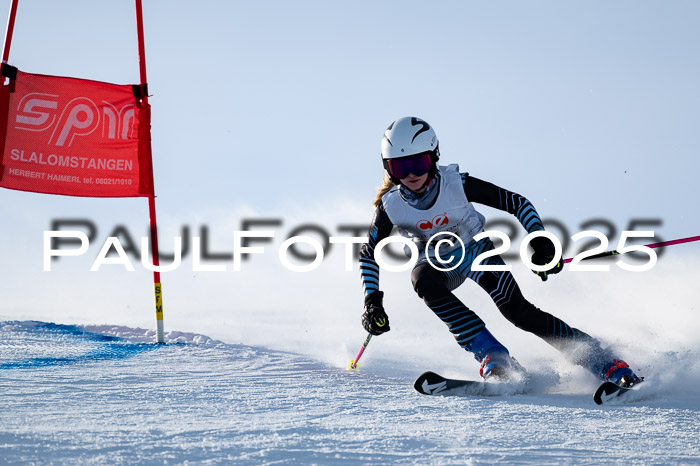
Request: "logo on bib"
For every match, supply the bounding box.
[433,213,449,227]
[416,213,449,232]
[416,220,433,231]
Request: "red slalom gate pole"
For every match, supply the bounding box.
[135,0,165,344]
[2,0,19,63]
[563,235,700,264]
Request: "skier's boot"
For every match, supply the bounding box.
[479,353,527,381]
[600,359,643,387]
[573,339,643,387]
[467,328,527,382]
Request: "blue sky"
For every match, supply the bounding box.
[3,1,698,227]
[1,1,698,337]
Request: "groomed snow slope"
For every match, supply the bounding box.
[1,321,698,465]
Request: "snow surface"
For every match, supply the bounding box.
[1,320,698,465]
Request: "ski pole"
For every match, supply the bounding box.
[347,332,372,371]
[563,235,700,264]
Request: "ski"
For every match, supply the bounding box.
[417,371,648,403]
[593,380,642,405]
[414,371,530,397]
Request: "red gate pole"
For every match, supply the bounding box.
[2,0,19,63]
[135,0,165,344]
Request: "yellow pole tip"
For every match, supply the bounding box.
[347,360,359,371]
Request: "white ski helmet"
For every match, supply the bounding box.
[381,117,440,184]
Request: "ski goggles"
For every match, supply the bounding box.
[385,152,432,180]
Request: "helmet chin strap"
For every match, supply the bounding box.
[418,174,435,192]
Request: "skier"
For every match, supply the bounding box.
[359,116,642,387]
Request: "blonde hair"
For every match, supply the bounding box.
[373,172,395,208]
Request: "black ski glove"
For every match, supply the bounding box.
[530,236,563,282]
[362,291,390,336]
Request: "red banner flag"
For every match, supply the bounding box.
[0,67,154,197]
